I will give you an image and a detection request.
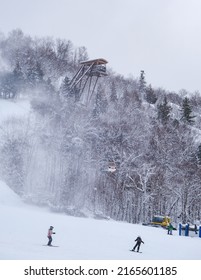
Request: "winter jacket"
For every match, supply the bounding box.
[47,229,54,237]
[135,237,144,244]
[167,223,174,230]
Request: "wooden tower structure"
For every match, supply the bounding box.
[69,58,108,104]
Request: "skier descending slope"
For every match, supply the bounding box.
[131,236,144,253]
[47,226,56,246]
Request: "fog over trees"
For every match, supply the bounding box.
[0,29,201,224]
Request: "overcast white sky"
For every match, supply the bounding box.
[0,0,201,93]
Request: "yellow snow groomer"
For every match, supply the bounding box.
[150,215,171,227]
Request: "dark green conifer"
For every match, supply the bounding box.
[180,97,195,124]
[157,96,172,124]
[145,84,157,104]
[139,70,146,95]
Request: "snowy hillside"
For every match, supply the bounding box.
[0,180,200,260]
[0,99,31,121]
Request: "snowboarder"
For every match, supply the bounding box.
[47,226,56,246]
[131,236,144,252]
[167,223,174,235]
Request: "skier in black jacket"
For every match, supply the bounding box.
[131,236,144,252]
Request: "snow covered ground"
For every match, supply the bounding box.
[0,180,200,260]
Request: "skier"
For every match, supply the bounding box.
[167,223,174,235]
[47,226,56,246]
[131,236,144,252]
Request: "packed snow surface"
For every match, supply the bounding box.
[0,181,200,260]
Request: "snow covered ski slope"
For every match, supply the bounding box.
[0,180,200,260]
